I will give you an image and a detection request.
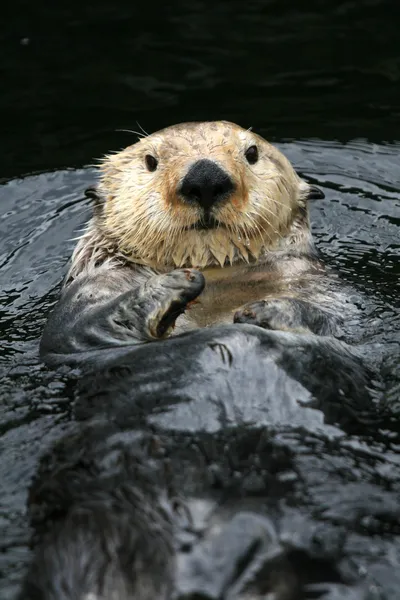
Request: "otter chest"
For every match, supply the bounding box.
[184,264,287,328]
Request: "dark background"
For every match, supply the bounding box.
[1,0,400,180]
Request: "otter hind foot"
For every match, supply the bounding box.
[140,269,205,340]
[234,297,336,336]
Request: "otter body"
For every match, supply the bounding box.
[23,318,391,600]
[25,121,392,599]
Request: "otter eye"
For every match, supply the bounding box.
[245,145,258,165]
[145,154,158,172]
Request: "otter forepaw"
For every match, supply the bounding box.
[141,269,205,339]
[234,298,314,334]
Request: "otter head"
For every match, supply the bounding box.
[73,121,324,275]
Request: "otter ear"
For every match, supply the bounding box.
[307,185,325,200]
[84,186,105,214]
[299,180,325,201]
[84,186,102,201]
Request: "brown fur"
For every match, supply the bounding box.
[67,121,323,330]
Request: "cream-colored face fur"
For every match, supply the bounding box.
[80,121,311,270]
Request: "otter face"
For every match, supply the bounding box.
[97,121,319,269]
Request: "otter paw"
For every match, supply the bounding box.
[233,298,312,334]
[141,269,205,339]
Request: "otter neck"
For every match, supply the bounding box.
[67,205,313,282]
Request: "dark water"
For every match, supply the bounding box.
[0,0,400,597]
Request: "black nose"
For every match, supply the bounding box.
[179,159,235,210]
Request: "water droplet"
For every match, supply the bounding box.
[245,237,250,246]
[237,235,242,242]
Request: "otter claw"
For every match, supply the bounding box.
[160,269,204,293]
[183,268,197,282]
[186,299,201,310]
[234,299,293,331]
[234,306,259,324]
[234,297,331,335]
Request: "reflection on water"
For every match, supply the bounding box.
[0,0,400,596]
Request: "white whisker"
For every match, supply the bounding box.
[115,129,146,141]
[136,122,150,137]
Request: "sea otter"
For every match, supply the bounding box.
[39,120,361,365]
[19,122,397,600]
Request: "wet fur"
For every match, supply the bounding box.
[41,121,350,351]
[63,121,329,333]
